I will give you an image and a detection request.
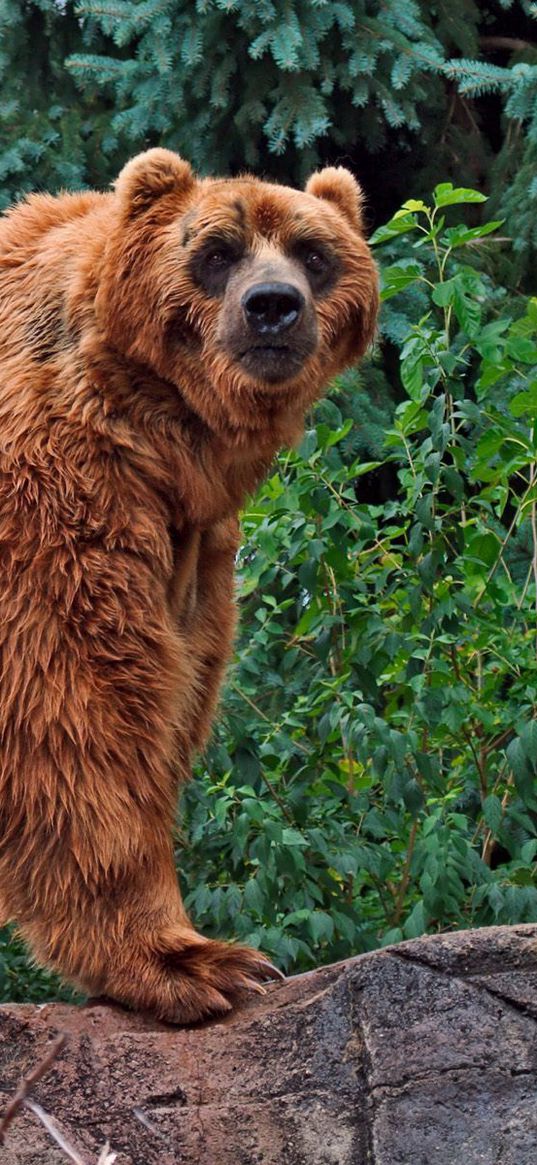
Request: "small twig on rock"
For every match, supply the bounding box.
[0,1032,67,1145]
[133,1105,166,1139]
[96,1142,117,1164]
[27,1100,117,1165]
[25,1098,86,1165]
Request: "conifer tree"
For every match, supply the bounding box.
[71,1,537,272]
[445,34,537,265]
[0,2,535,258]
[0,0,115,207]
[66,0,479,180]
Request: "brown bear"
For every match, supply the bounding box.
[0,149,378,1022]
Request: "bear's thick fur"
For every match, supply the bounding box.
[0,150,378,1021]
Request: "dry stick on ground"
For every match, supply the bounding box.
[0,1032,68,1146]
[24,1098,87,1165]
[25,1102,117,1164]
[0,1031,116,1164]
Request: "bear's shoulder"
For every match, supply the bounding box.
[0,189,109,262]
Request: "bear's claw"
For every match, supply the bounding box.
[255,959,285,982]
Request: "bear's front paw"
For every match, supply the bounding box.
[109,931,285,1024]
[160,935,284,1023]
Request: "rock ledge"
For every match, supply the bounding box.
[1,924,537,1164]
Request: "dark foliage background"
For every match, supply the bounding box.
[0,0,536,1000]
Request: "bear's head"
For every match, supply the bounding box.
[96,149,378,441]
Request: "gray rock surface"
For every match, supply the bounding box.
[1,925,537,1164]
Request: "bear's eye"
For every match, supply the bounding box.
[304,250,328,275]
[189,239,243,297]
[290,240,339,295]
[205,248,234,269]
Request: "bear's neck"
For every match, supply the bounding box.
[85,351,294,528]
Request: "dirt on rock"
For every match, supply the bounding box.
[1,925,537,1164]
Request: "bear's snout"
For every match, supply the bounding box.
[235,278,316,381]
[241,282,305,337]
[220,262,318,387]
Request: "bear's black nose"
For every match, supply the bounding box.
[241,282,305,336]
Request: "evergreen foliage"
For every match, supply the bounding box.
[444,29,537,268]
[0,0,115,208]
[1,2,536,273]
[67,0,451,174]
[67,0,537,273]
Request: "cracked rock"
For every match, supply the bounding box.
[1,925,537,1163]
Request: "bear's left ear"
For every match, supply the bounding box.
[305,167,365,233]
[115,148,195,217]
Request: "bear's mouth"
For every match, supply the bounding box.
[239,344,306,384]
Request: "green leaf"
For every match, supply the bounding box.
[283,909,311,928]
[442,467,464,501]
[432,273,482,337]
[281,828,308,847]
[465,531,499,569]
[482,795,502,834]
[506,337,537,364]
[441,221,503,247]
[487,885,505,919]
[403,779,424,814]
[433,183,487,207]
[404,900,426,938]
[521,841,537,864]
[520,722,537,770]
[431,281,453,307]
[510,386,537,417]
[400,350,424,400]
[243,878,265,915]
[308,911,335,944]
[506,738,530,787]
[402,199,428,213]
[369,213,419,246]
[380,263,423,300]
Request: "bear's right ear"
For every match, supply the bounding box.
[115,149,195,217]
[305,167,365,234]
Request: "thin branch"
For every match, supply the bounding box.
[481,767,514,866]
[133,1106,165,1139]
[517,560,533,611]
[0,1033,67,1146]
[230,680,273,725]
[0,1031,116,1164]
[483,725,515,758]
[96,1147,117,1165]
[257,767,296,826]
[229,681,310,755]
[475,478,535,607]
[392,818,419,926]
[461,726,489,802]
[480,35,536,54]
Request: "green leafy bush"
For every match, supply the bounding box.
[182,184,537,969]
[0,927,77,1003]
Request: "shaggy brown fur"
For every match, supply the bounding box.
[0,149,378,1021]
